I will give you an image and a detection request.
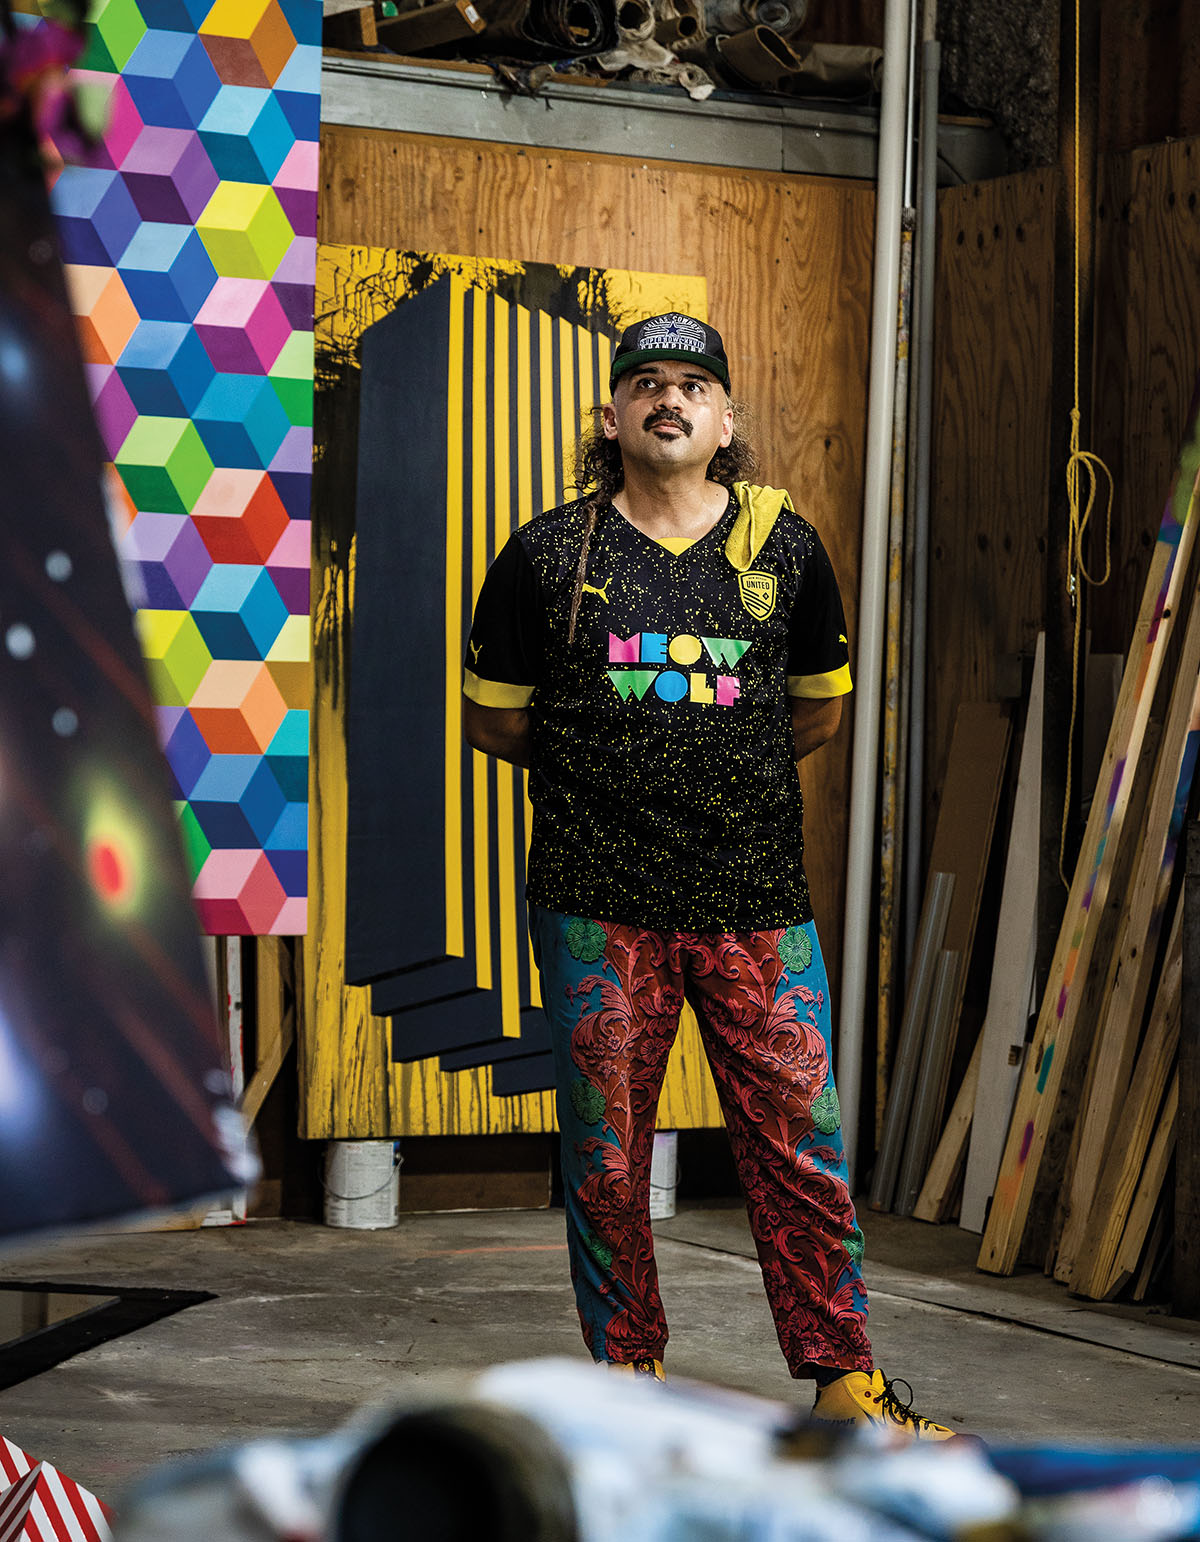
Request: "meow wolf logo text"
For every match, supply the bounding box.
[607,631,749,705]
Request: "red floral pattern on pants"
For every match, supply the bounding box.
[532,910,872,1378]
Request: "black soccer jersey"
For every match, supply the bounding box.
[464,482,852,932]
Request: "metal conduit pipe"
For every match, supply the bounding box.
[837,0,914,1187]
[903,17,941,972]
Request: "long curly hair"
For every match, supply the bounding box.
[566,402,759,642]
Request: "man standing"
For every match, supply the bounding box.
[463,313,954,1439]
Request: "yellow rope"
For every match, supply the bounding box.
[1060,0,1114,885]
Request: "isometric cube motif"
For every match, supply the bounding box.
[115,415,213,512]
[134,607,213,705]
[117,318,215,415]
[81,0,148,74]
[266,613,311,710]
[198,85,294,183]
[165,708,213,798]
[190,659,287,753]
[191,468,289,563]
[190,757,286,847]
[265,516,309,613]
[193,847,288,932]
[271,232,316,326]
[120,124,219,223]
[117,221,217,319]
[190,564,288,659]
[272,139,317,236]
[193,371,291,467]
[137,0,219,33]
[86,363,139,458]
[175,798,213,881]
[196,180,293,280]
[272,41,321,140]
[123,28,221,130]
[266,707,307,800]
[195,276,290,372]
[122,509,213,607]
[62,72,144,172]
[200,0,295,87]
[65,265,140,365]
[51,166,141,265]
[45,0,320,935]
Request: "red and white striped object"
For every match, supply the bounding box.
[0,1442,33,1492]
[0,1445,112,1542]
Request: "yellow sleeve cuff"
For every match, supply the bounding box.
[787,664,853,698]
[463,669,536,709]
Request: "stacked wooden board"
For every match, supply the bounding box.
[913,390,1200,1299]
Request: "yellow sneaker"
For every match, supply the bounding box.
[605,1358,666,1382]
[810,1370,957,1441]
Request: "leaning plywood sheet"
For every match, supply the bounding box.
[914,1031,982,1222]
[1054,575,1200,1286]
[978,390,1200,1275]
[1072,903,1183,1299]
[960,635,1043,1233]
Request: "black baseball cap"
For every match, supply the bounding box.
[609,312,731,393]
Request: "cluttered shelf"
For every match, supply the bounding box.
[321,1,1005,181]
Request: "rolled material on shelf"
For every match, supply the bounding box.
[470,0,617,57]
[780,41,885,96]
[743,0,804,29]
[615,0,656,42]
[702,0,804,34]
[653,0,705,51]
[713,23,804,86]
[596,35,715,97]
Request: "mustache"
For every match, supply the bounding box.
[645,409,692,436]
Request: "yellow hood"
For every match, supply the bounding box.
[725,482,794,572]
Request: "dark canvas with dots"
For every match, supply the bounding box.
[0,129,256,1239]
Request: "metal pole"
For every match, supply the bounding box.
[902,18,941,973]
[838,0,914,1188]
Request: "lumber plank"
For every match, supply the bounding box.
[977,391,1200,1275]
[1176,819,1200,1312]
[1107,1068,1178,1301]
[1072,903,1183,1299]
[913,1030,982,1222]
[1055,573,1200,1285]
[960,634,1043,1233]
[1041,716,1164,1270]
[242,939,296,1127]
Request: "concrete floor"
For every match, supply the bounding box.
[3,1202,1200,1504]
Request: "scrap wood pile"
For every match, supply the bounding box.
[871,397,1200,1306]
[322,0,882,102]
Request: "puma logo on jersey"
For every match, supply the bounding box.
[582,578,611,603]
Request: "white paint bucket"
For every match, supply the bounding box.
[649,1130,678,1221]
[324,1140,401,1229]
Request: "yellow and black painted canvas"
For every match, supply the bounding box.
[305,246,725,1137]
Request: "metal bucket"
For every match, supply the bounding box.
[323,1140,400,1229]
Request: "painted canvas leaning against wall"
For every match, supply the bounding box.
[305,247,732,1139]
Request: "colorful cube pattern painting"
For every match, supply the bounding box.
[14,0,319,936]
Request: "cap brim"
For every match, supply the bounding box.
[610,348,730,391]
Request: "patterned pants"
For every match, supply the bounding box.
[530,907,872,1379]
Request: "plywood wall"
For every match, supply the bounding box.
[1092,137,1200,656]
[925,169,1056,845]
[308,125,875,1136]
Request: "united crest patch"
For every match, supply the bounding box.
[738,571,777,620]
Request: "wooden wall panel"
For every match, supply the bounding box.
[925,170,1055,850]
[308,125,875,1136]
[1093,138,1200,657]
